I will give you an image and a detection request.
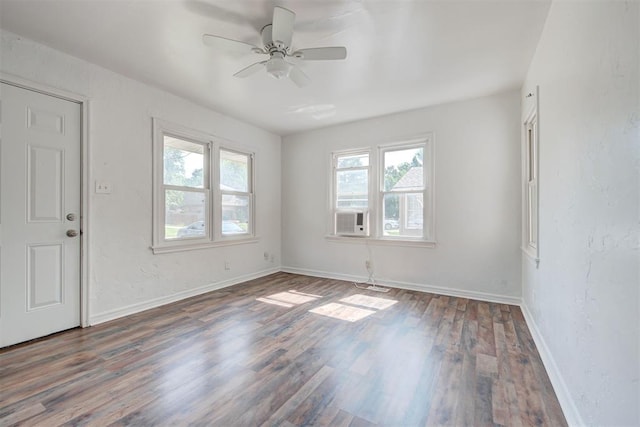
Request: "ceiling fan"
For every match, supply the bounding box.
[203,6,347,87]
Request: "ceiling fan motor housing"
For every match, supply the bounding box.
[261,24,289,55]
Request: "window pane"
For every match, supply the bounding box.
[221,150,249,192]
[528,127,535,181]
[337,153,369,168]
[382,193,400,236]
[528,122,537,182]
[382,192,423,237]
[222,194,249,234]
[164,136,205,188]
[337,169,368,209]
[384,147,424,191]
[405,193,424,230]
[165,189,206,239]
[528,182,537,247]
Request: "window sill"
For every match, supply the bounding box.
[152,236,260,254]
[326,235,436,248]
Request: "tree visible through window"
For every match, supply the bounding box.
[163,136,208,240]
[330,135,434,241]
[382,146,425,238]
[220,149,252,236]
[152,118,256,253]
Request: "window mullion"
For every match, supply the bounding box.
[163,184,207,193]
[221,190,251,197]
[338,166,369,172]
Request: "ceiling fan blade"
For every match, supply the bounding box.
[234,61,267,78]
[203,34,264,54]
[292,46,347,60]
[288,65,310,87]
[272,6,295,47]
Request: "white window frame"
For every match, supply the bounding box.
[379,137,434,242]
[332,149,371,216]
[522,105,540,265]
[218,147,255,240]
[329,134,435,245]
[152,118,257,254]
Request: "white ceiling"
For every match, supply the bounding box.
[0,0,550,135]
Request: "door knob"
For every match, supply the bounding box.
[66,229,79,237]
[66,213,76,221]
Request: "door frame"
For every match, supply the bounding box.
[1,72,91,328]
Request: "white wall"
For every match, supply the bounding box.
[282,91,522,301]
[1,30,282,323]
[521,1,639,425]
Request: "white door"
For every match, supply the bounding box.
[0,82,81,347]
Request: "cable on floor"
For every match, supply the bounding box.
[352,239,390,292]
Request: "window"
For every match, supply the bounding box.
[152,119,255,253]
[523,109,539,262]
[381,144,429,239]
[162,135,209,241]
[333,151,370,211]
[330,135,434,243]
[220,149,253,236]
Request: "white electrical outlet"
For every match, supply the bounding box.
[224,261,230,270]
[95,181,112,194]
[264,251,269,261]
[365,260,371,270]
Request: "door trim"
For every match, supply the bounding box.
[1,72,91,328]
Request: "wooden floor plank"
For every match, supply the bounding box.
[425,350,465,426]
[0,272,567,426]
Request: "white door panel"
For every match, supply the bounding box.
[0,82,81,347]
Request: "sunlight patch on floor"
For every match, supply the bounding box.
[339,294,398,310]
[309,294,398,322]
[257,290,322,308]
[309,302,376,322]
[258,290,397,323]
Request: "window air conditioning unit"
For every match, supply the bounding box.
[335,211,369,236]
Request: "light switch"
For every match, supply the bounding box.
[95,181,112,194]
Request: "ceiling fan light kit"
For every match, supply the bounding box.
[265,53,290,80]
[203,6,347,87]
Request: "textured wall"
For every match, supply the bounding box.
[1,30,282,321]
[521,1,639,425]
[282,91,522,300]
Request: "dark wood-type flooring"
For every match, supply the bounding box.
[0,272,566,426]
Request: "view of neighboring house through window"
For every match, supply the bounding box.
[163,135,209,240]
[381,145,426,238]
[331,136,434,241]
[220,149,252,236]
[152,118,255,253]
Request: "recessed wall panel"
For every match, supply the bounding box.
[27,244,63,310]
[28,146,63,222]
[27,107,65,135]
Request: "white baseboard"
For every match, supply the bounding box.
[90,266,520,325]
[89,267,280,325]
[521,303,585,427]
[280,266,522,306]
